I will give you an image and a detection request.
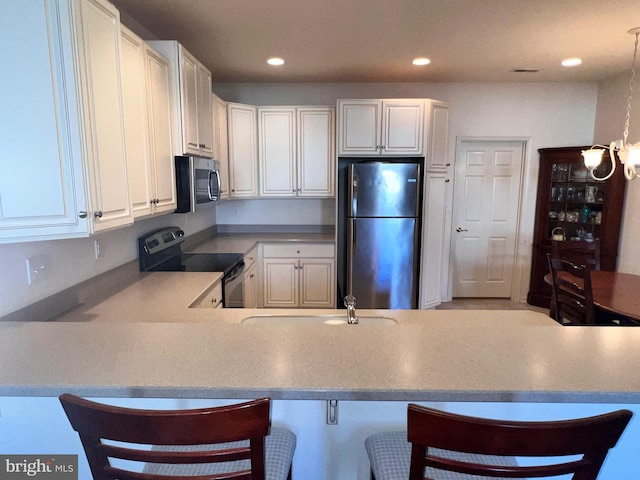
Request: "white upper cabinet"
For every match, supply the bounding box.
[144,44,176,214]
[227,102,258,198]
[425,100,450,171]
[259,108,296,196]
[212,94,230,199]
[258,106,335,197]
[196,62,214,156]
[297,107,335,197]
[121,27,175,218]
[0,0,131,243]
[338,99,424,156]
[147,40,213,157]
[120,26,151,217]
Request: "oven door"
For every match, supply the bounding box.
[224,261,245,308]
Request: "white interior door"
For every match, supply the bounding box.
[452,141,524,297]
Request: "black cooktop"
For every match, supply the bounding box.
[147,252,243,275]
[138,227,243,275]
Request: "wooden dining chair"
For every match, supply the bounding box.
[59,394,295,480]
[547,254,597,325]
[365,404,632,480]
[551,239,601,270]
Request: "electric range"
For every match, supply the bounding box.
[138,227,245,307]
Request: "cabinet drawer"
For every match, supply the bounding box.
[189,280,223,308]
[263,243,334,258]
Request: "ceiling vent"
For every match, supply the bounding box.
[510,68,539,73]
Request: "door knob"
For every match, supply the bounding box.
[456,227,468,232]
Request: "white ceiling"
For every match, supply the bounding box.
[110,0,640,84]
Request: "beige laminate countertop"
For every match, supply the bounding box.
[3,232,640,404]
[189,232,335,255]
[3,290,640,403]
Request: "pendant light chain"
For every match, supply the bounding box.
[623,31,639,146]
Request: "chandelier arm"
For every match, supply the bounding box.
[625,164,638,180]
[588,158,616,181]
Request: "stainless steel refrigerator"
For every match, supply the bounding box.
[344,162,421,309]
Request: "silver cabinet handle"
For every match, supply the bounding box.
[78,211,87,219]
[445,179,450,183]
[456,227,468,232]
[94,210,103,218]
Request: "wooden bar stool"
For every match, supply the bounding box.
[365,404,631,479]
[59,394,295,480]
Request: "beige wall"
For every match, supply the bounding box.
[594,73,640,274]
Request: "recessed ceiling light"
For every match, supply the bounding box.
[412,57,431,66]
[267,57,285,66]
[562,57,582,67]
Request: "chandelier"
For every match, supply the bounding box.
[581,27,640,181]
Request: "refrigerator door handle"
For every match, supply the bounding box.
[347,219,355,295]
[351,176,357,215]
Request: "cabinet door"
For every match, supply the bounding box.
[0,0,89,241]
[300,259,335,308]
[259,108,296,197]
[337,100,381,155]
[212,95,230,198]
[180,48,200,155]
[145,45,176,214]
[263,259,298,307]
[228,103,258,197]
[196,63,213,155]
[297,107,335,197]
[426,101,450,171]
[121,26,152,218]
[243,261,258,308]
[381,99,424,155]
[419,172,449,309]
[79,0,131,231]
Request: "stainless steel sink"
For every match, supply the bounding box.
[240,315,397,325]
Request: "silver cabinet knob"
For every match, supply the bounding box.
[456,227,468,232]
[94,210,103,218]
[78,211,87,219]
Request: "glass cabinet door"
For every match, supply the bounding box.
[547,162,605,243]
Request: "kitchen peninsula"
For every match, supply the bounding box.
[2,302,640,479]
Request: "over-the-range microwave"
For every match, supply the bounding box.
[175,156,221,213]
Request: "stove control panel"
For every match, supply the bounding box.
[140,227,185,255]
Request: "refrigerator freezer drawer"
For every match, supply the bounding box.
[347,217,418,309]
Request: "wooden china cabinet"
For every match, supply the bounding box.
[527,146,626,308]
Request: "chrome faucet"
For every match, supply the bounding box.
[344,295,358,325]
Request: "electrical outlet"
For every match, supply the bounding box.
[26,254,51,285]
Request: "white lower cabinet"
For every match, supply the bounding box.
[190,279,223,309]
[243,245,258,308]
[420,172,450,308]
[262,243,335,308]
[0,0,132,242]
